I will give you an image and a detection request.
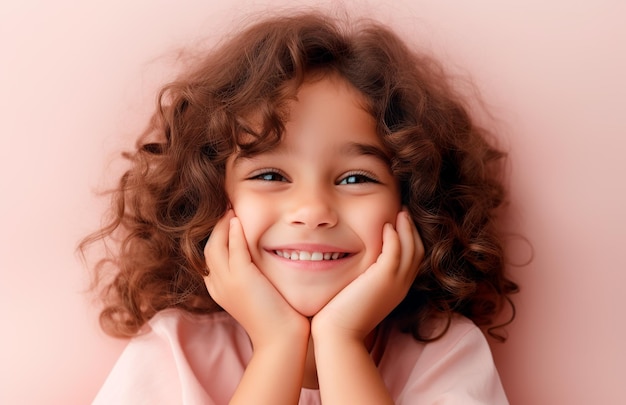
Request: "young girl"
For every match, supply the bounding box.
[85,11,518,404]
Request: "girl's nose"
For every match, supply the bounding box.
[285,190,338,229]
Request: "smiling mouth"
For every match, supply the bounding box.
[273,250,349,261]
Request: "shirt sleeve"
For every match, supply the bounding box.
[91,336,190,405]
[91,312,221,405]
[392,321,509,404]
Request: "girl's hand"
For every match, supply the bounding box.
[312,210,424,342]
[205,213,309,404]
[204,210,309,349]
[310,210,423,403]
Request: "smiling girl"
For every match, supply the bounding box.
[85,11,518,404]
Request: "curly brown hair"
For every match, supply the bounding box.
[81,11,518,341]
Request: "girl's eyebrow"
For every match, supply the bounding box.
[341,141,392,166]
[231,151,271,166]
[231,141,391,166]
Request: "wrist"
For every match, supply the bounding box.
[253,314,310,351]
[310,317,364,347]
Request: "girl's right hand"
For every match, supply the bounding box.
[203,210,310,349]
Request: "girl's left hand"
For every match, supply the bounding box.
[311,210,424,341]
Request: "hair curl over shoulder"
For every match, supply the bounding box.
[81,11,518,341]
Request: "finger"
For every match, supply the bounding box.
[228,216,253,269]
[374,222,401,271]
[204,211,237,301]
[204,210,233,254]
[412,218,425,262]
[204,210,234,273]
[402,208,424,263]
[396,211,416,273]
[398,211,424,284]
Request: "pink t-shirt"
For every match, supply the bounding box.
[93,309,508,404]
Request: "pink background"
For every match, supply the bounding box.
[1,1,625,403]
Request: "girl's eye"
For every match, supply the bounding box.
[250,171,288,182]
[338,173,379,185]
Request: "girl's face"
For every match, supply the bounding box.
[225,76,400,317]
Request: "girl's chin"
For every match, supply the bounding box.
[285,298,332,318]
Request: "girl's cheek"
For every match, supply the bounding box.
[230,200,266,249]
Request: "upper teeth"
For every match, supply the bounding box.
[274,250,343,261]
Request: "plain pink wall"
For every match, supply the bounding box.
[1,1,624,403]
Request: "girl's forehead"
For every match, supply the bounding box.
[280,77,373,134]
[234,73,381,151]
[297,73,373,111]
[267,71,374,122]
[231,76,391,167]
